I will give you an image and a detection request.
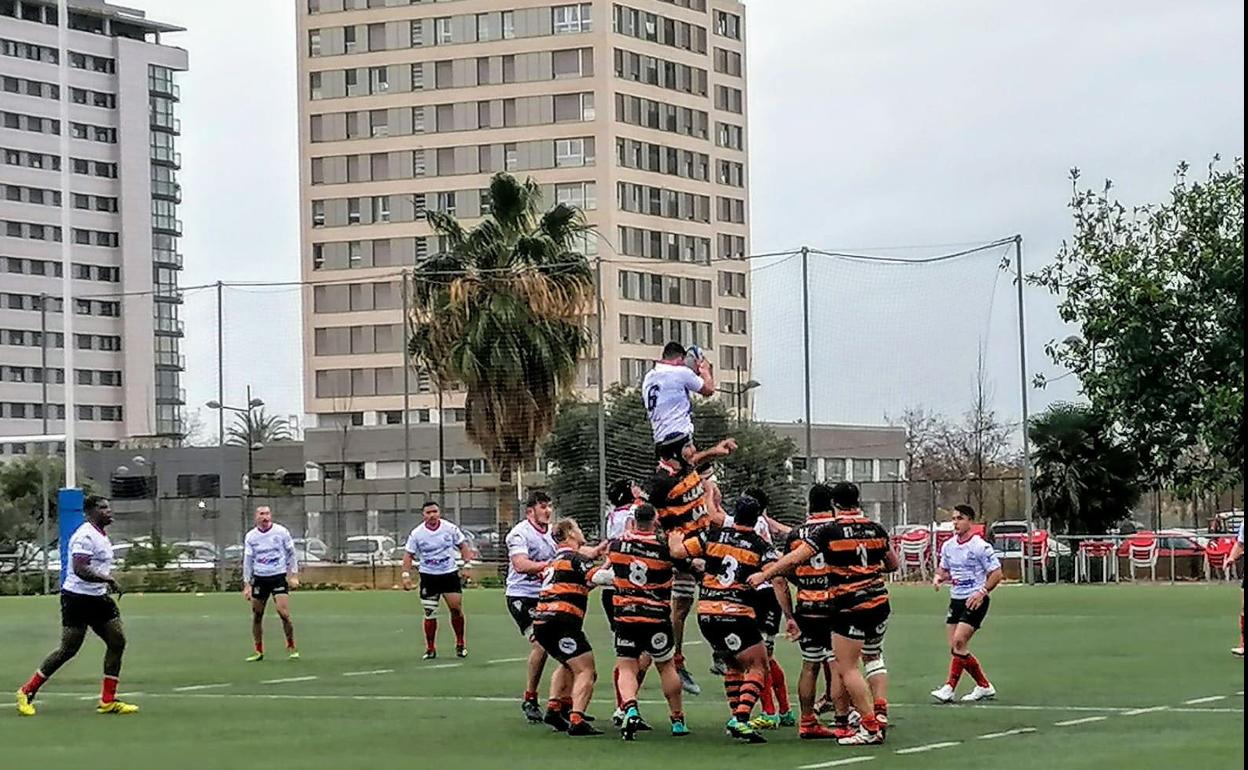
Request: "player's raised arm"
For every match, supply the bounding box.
[690,438,737,468]
[750,540,815,585]
[691,357,715,396]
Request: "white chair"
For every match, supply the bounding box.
[899,531,931,580]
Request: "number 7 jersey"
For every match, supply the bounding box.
[683,526,779,619]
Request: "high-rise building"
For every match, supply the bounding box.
[296,0,751,503]
[0,0,188,455]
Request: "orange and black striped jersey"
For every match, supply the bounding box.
[607,531,675,624]
[534,548,598,626]
[683,526,779,619]
[648,461,711,537]
[801,512,891,613]
[784,513,838,615]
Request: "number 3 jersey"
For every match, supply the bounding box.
[800,512,891,613]
[606,531,675,624]
[683,525,779,620]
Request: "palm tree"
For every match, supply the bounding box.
[226,407,294,446]
[409,173,595,523]
[1030,402,1141,535]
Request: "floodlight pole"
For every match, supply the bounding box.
[801,246,813,480]
[1014,235,1035,585]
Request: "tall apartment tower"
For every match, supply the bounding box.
[296,0,750,488]
[1,0,188,455]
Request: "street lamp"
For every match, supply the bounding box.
[205,385,265,589]
[733,369,762,424]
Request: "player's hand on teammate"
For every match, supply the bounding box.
[746,572,765,588]
[966,590,987,610]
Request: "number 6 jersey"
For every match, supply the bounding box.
[801,512,891,613]
[607,531,675,624]
[683,525,779,620]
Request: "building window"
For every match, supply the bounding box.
[435,17,453,45]
[553,4,592,34]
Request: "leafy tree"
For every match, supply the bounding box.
[0,455,97,553]
[1032,158,1244,493]
[543,385,803,531]
[409,173,595,523]
[1030,403,1141,535]
[226,407,294,446]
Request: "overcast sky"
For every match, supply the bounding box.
[136,0,1245,432]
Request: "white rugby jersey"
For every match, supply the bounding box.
[405,520,466,575]
[603,504,636,540]
[939,534,1002,600]
[504,518,557,598]
[243,523,298,582]
[723,513,774,589]
[641,362,705,442]
[62,522,112,597]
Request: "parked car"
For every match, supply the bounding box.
[343,535,399,565]
[292,537,330,563]
[1115,530,1207,558]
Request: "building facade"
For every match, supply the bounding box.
[295,0,753,489]
[0,0,188,454]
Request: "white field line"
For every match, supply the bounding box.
[172,683,231,692]
[977,727,1037,739]
[424,663,463,670]
[797,758,877,769]
[259,676,318,685]
[1184,695,1226,705]
[342,670,394,677]
[486,657,529,664]
[1122,706,1168,716]
[1054,716,1108,727]
[895,741,961,755]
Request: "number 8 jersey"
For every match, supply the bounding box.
[607,531,675,624]
[683,525,779,619]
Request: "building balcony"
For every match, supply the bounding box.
[150,113,181,134]
[155,351,186,370]
[155,387,186,405]
[154,317,184,336]
[149,80,180,100]
[151,180,182,202]
[153,281,183,303]
[150,146,182,168]
[152,248,183,268]
[151,216,183,235]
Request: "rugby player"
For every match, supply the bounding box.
[603,478,642,721]
[242,506,300,662]
[532,519,603,736]
[505,491,560,723]
[930,505,1002,703]
[648,431,736,694]
[1230,522,1245,658]
[402,501,474,659]
[606,503,690,739]
[16,496,138,716]
[752,482,898,745]
[673,494,780,743]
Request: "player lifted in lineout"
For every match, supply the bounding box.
[17,496,138,716]
[242,506,300,661]
[931,505,1004,702]
[642,340,717,695]
[604,502,690,739]
[402,501,474,659]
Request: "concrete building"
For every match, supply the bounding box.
[295,0,753,490]
[0,0,188,455]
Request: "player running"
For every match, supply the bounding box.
[242,506,300,661]
[752,482,898,746]
[930,504,1003,703]
[16,496,138,716]
[1225,522,1243,657]
[402,501,474,659]
[648,431,736,695]
[673,494,780,744]
[606,502,690,739]
[532,519,604,736]
[505,491,560,723]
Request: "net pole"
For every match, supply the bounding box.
[41,293,51,593]
[216,281,227,590]
[1013,235,1035,585]
[800,246,813,480]
[401,269,412,518]
[595,257,607,522]
[57,0,76,487]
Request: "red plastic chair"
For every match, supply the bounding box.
[1077,540,1117,582]
[1204,537,1238,581]
[899,529,931,579]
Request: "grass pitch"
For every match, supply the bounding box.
[0,585,1242,770]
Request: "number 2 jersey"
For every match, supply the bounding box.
[683,525,779,620]
[800,512,892,613]
[606,531,675,624]
[533,548,599,628]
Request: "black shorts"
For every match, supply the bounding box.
[832,604,891,643]
[751,587,782,637]
[419,571,463,600]
[794,613,833,662]
[60,591,120,635]
[946,596,991,629]
[698,615,763,658]
[506,595,539,638]
[614,620,676,662]
[601,589,618,631]
[533,620,593,664]
[252,574,289,602]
